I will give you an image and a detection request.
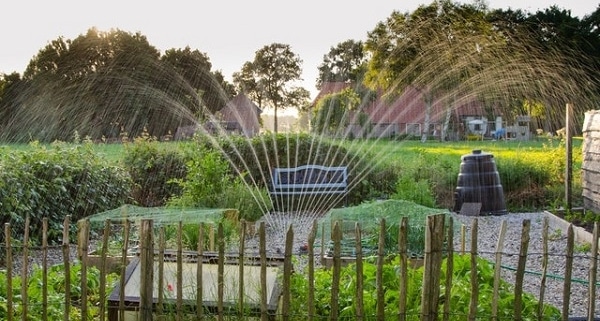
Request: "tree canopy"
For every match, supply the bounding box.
[0,28,235,142]
[233,43,310,133]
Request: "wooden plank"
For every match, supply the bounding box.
[538,217,549,321]
[468,219,479,321]
[562,225,574,320]
[398,217,408,321]
[5,223,13,321]
[21,215,30,321]
[588,223,599,321]
[355,222,364,321]
[442,217,454,321]
[217,223,224,321]
[63,216,71,321]
[42,218,48,321]
[177,221,183,321]
[118,219,130,321]
[196,224,204,321]
[259,222,268,321]
[514,220,531,321]
[157,227,165,318]
[238,220,246,318]
[329,222,342,321]
[139,220,154,321]
[99,220,110,321]
[307,221,317,321]
[80,219,89,321]
[491,220,507,321]
[420,214,445,321]
[377,219,386,321]
[282,225,294,321]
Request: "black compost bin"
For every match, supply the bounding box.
[453,150,507,215]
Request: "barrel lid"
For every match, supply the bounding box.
[461,149,493,160]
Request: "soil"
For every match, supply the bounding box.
[550,208,599,234]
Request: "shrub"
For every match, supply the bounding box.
[122,135,186,206]
[392,176,436,208]
[169,148,270,222]
[0,142,132,243]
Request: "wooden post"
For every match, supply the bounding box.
[21,215,30,321]
[355,222,364,321]
[307,221,317,321]
[376,219,386,321]
[565,103,573,210]
[468,219,478,321]
[80,219,89,321]
[329,222,342,321]
[42,218,48,321]
[562,225,574,321]
[282,225,294,321]
[420,214,446,321]
[139,219,154,321]
[491,221,507,321]
[587,222,599,321]
[62,216,71,321]
[5,223,13,321]
[442,217,454,321]
[398,217,408,321]
[514,220,531,321]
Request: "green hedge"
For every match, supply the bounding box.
[0,142,132,242]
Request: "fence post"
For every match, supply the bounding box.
[139,219,154,321]
[587,222,599,321]
[514,219,531,321]
[376,219,386,321]
[468,219,479,321]
[62,216,71,321]
[420,214,445,321]
[5,223,13,321]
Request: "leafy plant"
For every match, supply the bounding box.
[0,263,118,320]
[0,141,132,244]
[290,254,561,320]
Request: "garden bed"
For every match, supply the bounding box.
[543,208,599,250]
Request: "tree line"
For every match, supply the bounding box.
[313,1,600,138]
[1,0,599,142]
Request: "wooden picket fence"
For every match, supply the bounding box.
[1,214,600,321]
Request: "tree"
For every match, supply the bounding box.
[312,88,360,136]
[364,0,495,142]
[2,28,233,142]
[316,39,368,89]
[161,46,234,115]
[233,43,310,133]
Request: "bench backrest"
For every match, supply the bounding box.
[271,165,347,193]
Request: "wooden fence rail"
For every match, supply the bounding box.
[1,214,599,321]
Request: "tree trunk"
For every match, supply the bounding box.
[273,105,279,133]
[441,95,454,142]
[421,92,433,143]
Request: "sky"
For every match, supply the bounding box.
[2,0,598,100]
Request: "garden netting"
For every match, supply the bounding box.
[316,199,450,258]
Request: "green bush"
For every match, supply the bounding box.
[0,142,132,243]
[169,148,269,222]
[392,176,436,208]
[122,135,187,206]
[194,132,398,207]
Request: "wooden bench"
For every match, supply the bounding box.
[270,165,348,209]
